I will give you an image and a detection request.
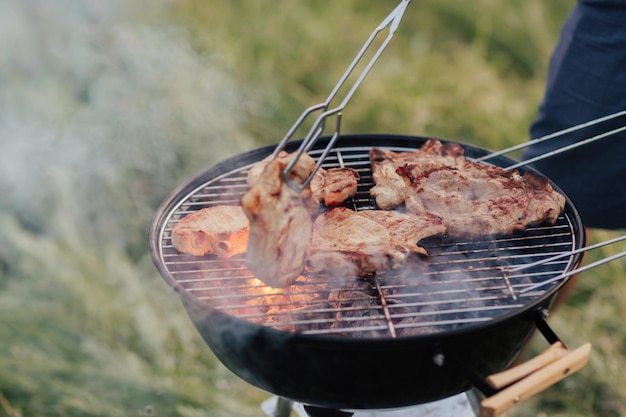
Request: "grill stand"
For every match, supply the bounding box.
[261,393,479,417]
[259,311,589,417]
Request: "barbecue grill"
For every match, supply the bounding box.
[152,135,583,336]
[150,133,591,416]
[148,1,626,415]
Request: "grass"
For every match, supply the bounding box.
[1,0,625,416]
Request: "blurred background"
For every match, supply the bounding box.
[1,0,625,416]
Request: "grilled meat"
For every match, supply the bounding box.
[359,209,446,256]
[369,140,464,210]
[308,207,404,277]
[249,152,359,207]
[171,205,249,257]
[369,148,410,210]
[376,139,566,237]
[241,151,318,288]
[246,151,318,190]
[310,167,360,206]
[307,207,444,276]
[522,172,566,226]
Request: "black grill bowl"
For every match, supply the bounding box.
[150,134,585,410]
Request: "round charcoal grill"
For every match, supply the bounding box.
[150,134,586,412]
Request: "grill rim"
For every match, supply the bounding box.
[149,133,586,343]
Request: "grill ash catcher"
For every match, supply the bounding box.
[149,1,626,416]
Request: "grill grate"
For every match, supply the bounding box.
[156,144,578,338]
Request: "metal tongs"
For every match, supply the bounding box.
[509,234,626,295]
[271,0,412,192]
[477,110,626,171]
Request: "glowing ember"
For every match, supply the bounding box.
[248,278,284,295]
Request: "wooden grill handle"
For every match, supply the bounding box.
[479,342,591,417]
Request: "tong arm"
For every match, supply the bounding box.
[272,0,412,192]
[513,234,626,294]
[473,110,626,171]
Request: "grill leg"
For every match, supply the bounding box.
[275,397,294,417]
[261,396,294,417]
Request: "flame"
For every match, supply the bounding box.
[248,277,284,295]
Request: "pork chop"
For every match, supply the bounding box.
[395,140,566,237]
[359,209,446,256]
[307,207,444,277]
[310,167,360,206]
[241,151,318,287]
[171,205,249,257]
[249,153,359,207]
[369,140,464,209]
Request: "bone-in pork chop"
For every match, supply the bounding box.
[310,167,360,206]
[370,139,566,237]
[248,152,359,207]
[241,151,318,288]
[307,207,445,277]
[369,140,464,210]
[171,205,249,257]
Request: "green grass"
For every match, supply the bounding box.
[1,0,625,416]
[173,0,568,151]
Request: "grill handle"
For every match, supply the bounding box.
[444,313,592,417]
[479,342,591,417]
[477,313,591,417]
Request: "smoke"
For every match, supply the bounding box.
[0,0,256,249]
[0,4,267,411]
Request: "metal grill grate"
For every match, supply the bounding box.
[155,143,579,338]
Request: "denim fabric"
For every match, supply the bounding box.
[522,0,626,229]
